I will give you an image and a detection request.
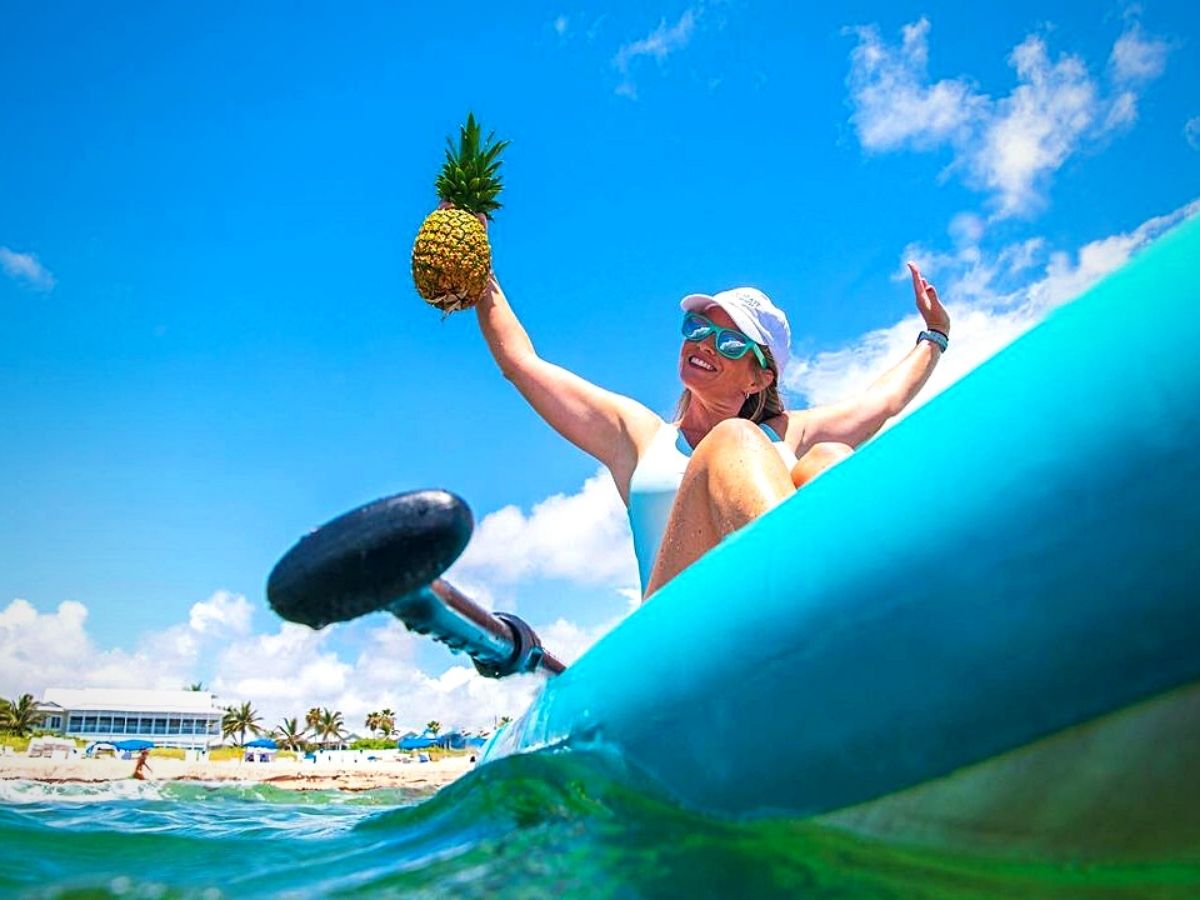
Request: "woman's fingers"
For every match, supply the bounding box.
[907,260,950,333]
[907,261,927,298]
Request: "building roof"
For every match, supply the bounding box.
[43,688,223,714]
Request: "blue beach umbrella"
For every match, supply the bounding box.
[245,738,278,749]
[113,739,155,752]
[398,736,435,750]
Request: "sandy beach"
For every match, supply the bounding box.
[0,752,475,792]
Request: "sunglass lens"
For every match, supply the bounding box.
[715,330,750,359]
[681,314,711,340]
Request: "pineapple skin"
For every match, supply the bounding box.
[411,208,492,313]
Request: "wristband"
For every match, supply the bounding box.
[917,330,948,352]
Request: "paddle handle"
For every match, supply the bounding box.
[390,578,565,677]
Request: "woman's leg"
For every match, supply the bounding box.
[644,419,794,598]
[790,441,854,489]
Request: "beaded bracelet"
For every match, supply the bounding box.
[917,330,949,352]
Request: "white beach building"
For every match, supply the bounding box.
[36,688,225,749]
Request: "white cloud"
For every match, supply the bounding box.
[0,247,56,292]
[180,613,544,733]
[1104,90,1138,131]
[613,7,699,99]
[976,35,1102,217]
[1186,116,1200,151]
[539,615,624,665]
[948,211,986,246]
[0,599,193,698]
[845,18,1170,218]
[0,593,543,732]
[846,18,982,151]
[786,199,1200,409]
[187,590,253,636]
[0,600,91,693]
[451,469,639,589]
[1109,23,1170,84]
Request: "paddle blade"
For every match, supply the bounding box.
[267,490,474,629]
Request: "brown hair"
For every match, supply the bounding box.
[673,345,785,424]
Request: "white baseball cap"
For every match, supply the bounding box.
[680,287,792,373]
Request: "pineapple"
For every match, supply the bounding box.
[411,114,509,314]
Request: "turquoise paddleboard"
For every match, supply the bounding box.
[480,214,1200,862]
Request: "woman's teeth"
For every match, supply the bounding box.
[689,355,716,371]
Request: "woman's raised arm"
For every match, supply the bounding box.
[788,262,950,451]
[475,275,661,498]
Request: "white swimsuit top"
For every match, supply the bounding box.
[626,421,794,596]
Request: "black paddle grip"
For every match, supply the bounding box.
[267,490,474,629]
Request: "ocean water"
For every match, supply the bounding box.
[1,751,1197,899]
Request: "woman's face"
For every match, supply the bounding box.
[678,305,773,400]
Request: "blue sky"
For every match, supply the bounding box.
[2,1,1198,729]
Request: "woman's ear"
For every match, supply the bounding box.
[750,366,776,394]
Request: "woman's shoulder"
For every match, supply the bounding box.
[769,410,819,448]
[630,410,671,449]
[762,413,791,441]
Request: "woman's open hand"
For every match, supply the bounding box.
[907,261,950,335]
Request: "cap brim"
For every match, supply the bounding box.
[680,294,715,312]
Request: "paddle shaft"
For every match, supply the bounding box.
[392,578,565,676]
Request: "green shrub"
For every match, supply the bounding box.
[349,738,398,751]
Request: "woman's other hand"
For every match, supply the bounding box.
[907,261,950,335]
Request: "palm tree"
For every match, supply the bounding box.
[2,694,44,736]
[315,708,346,750]
[379,709,396,738]
[274,717,307,751]
[305,707,322,735]
[221,701,262,747]
[185,682,206,692]
[364,711,381,738]
[425,720,441,737]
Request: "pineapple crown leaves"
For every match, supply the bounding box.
[434,113,509,219]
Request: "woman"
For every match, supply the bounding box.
[132,748,152,780]
[476,257,949,600]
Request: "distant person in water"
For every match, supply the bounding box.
[464,215,950,598]
[132,749,152,781]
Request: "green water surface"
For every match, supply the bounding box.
[1,751,1196,899]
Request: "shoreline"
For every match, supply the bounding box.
[0,753,475,793]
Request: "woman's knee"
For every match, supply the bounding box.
[689,418,794,517]
[791,442,853,488]
[692,417,770,459]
